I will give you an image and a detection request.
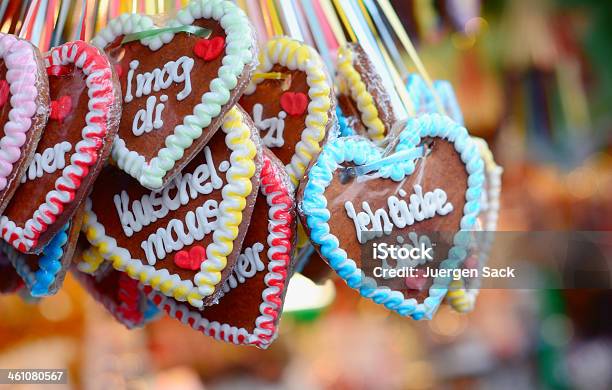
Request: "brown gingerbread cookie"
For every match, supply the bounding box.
[0,40,121,254]
[82,106,263,309]
[92,0,257,190]
[145,148,296,348]
[336,42,397,143]
[0,33,49,215]
[297,114,485,319]
[239,36,335,188]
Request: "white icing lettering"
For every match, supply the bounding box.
[21,141,72,183]
[140,199,218,265]
[252,104,286,148]
[345,185,454,243]
[113,147,224,237]
[220,242,265,296]
[126,56,194,136]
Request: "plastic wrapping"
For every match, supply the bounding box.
[298,113,486,320]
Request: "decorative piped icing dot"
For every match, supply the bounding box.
[174,245,207,271]
[193,36,225,61]
[219,160,230,173]
[0,80,8,107]
[398,189,407,197]
[280,91,308,116]
[49,95,73,122]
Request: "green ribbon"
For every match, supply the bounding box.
[121,25,212,44]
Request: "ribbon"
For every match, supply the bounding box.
[339,145,428,183]
[121,25,211,44]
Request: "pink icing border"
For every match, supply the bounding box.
[0,41,117,253]
[0,33,43,191]
[144,153,295,348]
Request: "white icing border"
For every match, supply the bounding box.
[92,0,255,190]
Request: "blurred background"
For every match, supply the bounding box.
[1,0,611,389]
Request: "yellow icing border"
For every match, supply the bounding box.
[244,36,332,188]
[77,242,105,275]
[82,107,258,308]
[336,44,386,142]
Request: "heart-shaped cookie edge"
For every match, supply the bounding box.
[0,34,48,213]
[447,137,502,313]
[300,113,485,320]
[0,40,120,253]
[92,0,256,190]
[143,151,296,348]
[336,43,392,143]
[242,36,333,188]
[81,107,261,309]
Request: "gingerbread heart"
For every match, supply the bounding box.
[0,33,49,215]
[0,213,81,297]
[0,41,121,254]
[82,107,263,309]
[336,43,398,143]
[92,0,256,190]
[145,149,296,348]
[239,36,335,187]
[72,241,159,329]
[298,114,484,319]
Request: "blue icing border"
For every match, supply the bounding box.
[300,113,484,320]
[336,106,356,137]
[406,74,464,125]
[143,299,161,322]
[8,223,70,297]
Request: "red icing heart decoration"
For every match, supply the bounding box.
[0,80,8,107]
[405,269,428,291]
[193,36,225,61]
[280,91,308,116]
[50,95,72,122]
[174,245,207,271]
